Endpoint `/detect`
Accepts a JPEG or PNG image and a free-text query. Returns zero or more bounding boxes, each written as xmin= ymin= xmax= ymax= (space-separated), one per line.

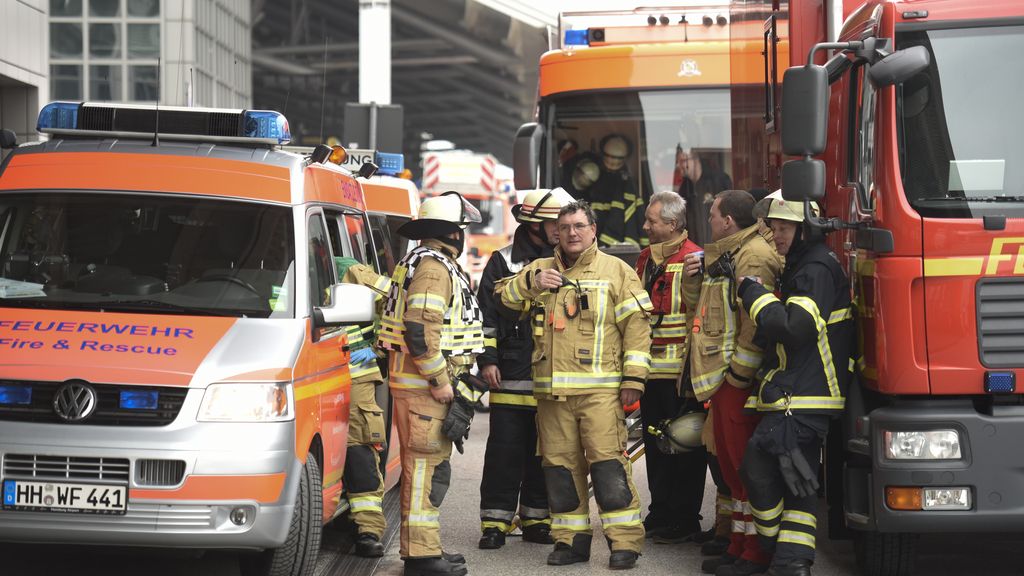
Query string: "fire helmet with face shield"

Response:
xmin=397 ymin=190 xmax=482 ymax=240
xmin=753 ymin=189 xmax=820 ymax=223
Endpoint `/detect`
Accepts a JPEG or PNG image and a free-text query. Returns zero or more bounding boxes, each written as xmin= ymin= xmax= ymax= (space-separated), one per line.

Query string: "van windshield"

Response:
xmin=0 ymin=192 xmax=295 ymax=318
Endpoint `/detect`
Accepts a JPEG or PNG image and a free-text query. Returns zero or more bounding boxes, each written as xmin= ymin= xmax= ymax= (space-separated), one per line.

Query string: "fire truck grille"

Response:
xmin=977 ymin=278 xmax=1024 ymax=368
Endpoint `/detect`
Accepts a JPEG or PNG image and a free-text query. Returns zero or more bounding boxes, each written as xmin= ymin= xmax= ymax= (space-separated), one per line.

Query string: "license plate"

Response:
xmin=3 ymin=479 xmax=127 ymax=514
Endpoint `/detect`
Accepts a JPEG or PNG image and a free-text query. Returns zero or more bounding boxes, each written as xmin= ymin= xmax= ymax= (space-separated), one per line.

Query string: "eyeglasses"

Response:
xmin=558 ymin=222 xmax=593 ymax=233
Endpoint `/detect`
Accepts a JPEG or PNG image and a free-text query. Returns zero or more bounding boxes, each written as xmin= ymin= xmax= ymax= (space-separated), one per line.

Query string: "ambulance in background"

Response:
xmin=0 ymin=102 xmax=379 ymax=576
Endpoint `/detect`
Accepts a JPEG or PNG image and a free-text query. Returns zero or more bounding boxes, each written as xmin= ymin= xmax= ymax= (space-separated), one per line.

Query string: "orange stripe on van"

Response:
xmin=0 ymin=153 xmax=292 ymax=204
xmin=130 ymin=473 xmax=286 ymax=503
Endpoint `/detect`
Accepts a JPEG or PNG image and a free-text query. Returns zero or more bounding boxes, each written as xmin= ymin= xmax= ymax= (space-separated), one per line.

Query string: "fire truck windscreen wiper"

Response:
xmin=921 ymin=196 xmax=1024 ymax=202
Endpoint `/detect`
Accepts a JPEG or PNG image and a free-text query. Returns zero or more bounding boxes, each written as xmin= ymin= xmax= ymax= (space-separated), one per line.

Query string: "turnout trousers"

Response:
xmin=537 ymin=393 xmax=645 ymax=554
xmin=741 ymin=418 xmax=824 ymax=567
xmin=710 ymin=383 xmax=770 ymax=565
xmin=639 ymin=378 xmax=707 ymax=531
xmin=394 ymin=390 xmax=454 ymax=559
xmin=479 ymin=405 xmax=550 ymax=533
xmin=345 ymin=381 xmax=387 ymax=539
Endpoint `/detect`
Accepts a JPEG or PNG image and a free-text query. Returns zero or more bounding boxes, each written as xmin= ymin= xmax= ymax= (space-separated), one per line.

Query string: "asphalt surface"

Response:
xmin=6 ymin=410 xmax=1024 ymax=575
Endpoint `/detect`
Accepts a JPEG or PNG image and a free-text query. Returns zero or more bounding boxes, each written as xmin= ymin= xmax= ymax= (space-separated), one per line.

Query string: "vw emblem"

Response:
xmin=53 ymin=381 xmax=98 ymax=422
xmin=678 ymin=59 xmax=702 ymax=77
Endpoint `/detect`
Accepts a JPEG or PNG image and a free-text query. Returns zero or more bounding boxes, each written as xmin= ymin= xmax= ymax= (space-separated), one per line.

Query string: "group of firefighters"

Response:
xmin=335 ymin=182 xmax=854 ymax=576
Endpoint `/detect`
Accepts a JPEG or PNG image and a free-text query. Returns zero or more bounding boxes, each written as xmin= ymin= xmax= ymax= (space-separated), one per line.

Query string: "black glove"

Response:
xmin=778 ymin=449 xmax=819 ymax=498
xmin=441 ymin=392 xmax=474 ymax=454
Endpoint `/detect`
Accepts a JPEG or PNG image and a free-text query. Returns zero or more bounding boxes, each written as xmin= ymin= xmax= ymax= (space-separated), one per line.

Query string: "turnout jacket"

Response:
xmin=339 ymin=262 xmax=393 ymax=385
xmin=635 ymin=233 xmax=702 ymax=379
xmin=377 ymin=239 xmax=484 ymax=395
xmin=687 ymin=224 xmax=783 ymax=402
xmin=739 ymin=240 xmax=854 ymax=415
xmin=500 ymin=241 xmax=654 ymax=397
xmin=586 ymin=170 xmax=646 ymax=247
xmin=476 ymin=227 xmax=552 ymax=409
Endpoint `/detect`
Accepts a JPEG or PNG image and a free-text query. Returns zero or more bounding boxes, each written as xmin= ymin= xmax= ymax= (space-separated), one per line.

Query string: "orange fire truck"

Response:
xmin=732 ymin=0 xmax=1024 ymax=574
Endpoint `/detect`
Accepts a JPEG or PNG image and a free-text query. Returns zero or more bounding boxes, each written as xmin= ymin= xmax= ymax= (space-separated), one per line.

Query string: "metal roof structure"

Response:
xmin=251 ymin=0 xmax=549 ymax=169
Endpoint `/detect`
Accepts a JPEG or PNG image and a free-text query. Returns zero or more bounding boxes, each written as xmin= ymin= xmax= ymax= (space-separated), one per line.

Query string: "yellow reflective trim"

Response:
xmin=755 ymin=523 xmax=780 ymax=537
xmin=692 ymin=366 xmax=728 ymax=397
xmin=749 ymin=292 xmax=779 ymax=322
xmin=417 ymin=354 xmax=446 ymax=374
xmin=827 ymin=307 xmax=853 ymax=324
xmin=481 ymin=520 xmax=511 ymax=532
xmin=521 ymin=517 xmax=551 ymax=528
xmin=599 ymin=509 xmax=642 ymax=527
xmin=782 ymin=510 xmax=817 ymax=528
xmin=407 ymin=293 xmax=447 ymax=313
xmin=778 ymin=530 xmax=816 ymax=548
xmin=483 ymin=337 xmax=497 ymax=348
xmin=923 ymin=257 xmax=984 ymax=277
xmin=751 ymin=500 xmax=783 ymax=521
xmin=733 ymin=346 xmax=763 ymax=369
xmin=489 ymin=392 xmax=538 ymax=407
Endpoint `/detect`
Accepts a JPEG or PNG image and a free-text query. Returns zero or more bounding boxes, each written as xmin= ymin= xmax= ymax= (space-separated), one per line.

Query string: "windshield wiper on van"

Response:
xmin=920 ymin=195 xmax=1024 ymax=202
xmin=98 ymin=299 xmax=234 ymax=317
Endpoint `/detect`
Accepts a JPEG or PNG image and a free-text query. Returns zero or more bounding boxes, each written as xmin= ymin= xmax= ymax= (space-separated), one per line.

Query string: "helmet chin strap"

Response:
xmin=439 ymin=230 xmax=465 ymax=256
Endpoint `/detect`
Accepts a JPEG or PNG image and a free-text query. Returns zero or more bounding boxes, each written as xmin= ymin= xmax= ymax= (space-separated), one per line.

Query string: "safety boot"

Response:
xmin=522 ymin=523 xmax=555 ymax=545
xmin=547 ymin=534 xmax=592 ymax=566
xmin=442 ymin=551 xmax=466 ymax=564
xmin=716 ymin=558 xmax=770 ymax=576
xmin=478 ymin=527 xmax=506 ymax=550
xmin=354 ymin=533 xmax=385 ymax=558
xmin=701 ymin=536 xmax=731 ymax=556
xmin=701 ymin=552 xmax=738 ymax=574
xmin=609 ymin=550 xmax=640 ymax=570
xmin=403 ymin=557 xmax=468 ymax=576
xmin=766 ymin=559 xmax=812 ymax=576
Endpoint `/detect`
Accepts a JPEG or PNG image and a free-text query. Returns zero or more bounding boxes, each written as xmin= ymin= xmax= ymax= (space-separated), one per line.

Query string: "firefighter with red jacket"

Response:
xmin=737 ymin=192 xmax=854 ymax=576
xmin=476 ymin=188 xmax=574 ymax=549
xmin=633 ymin=191 xmax=707 ymax=542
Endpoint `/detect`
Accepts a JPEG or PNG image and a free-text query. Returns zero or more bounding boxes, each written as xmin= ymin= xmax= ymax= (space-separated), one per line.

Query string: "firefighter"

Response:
xmin=585 ymin=135 xmax=645 ymax=247
xmin=736 ymin=191 xmax=854 ymax=576
xmin=683 ymin=190 xmax=783 ymax=576
xmin=376 ymin=191 xmax=485 ymax=576
xmin=499 ymin=200 xmax=653 ymax=570
xmin=335 ymin=257 xmax=395 ymax=557
xmin=633 ymin=191 xmax=707 ymax=543
xmin=477 ymin=188 xmax=575 ymax=550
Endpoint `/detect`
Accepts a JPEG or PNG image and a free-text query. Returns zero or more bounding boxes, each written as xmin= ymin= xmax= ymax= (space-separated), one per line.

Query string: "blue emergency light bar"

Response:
xmin=375 ymin=152 xmax=404 ymax=176
xmin=564 ymin=29 xmax=590 ymax=46
xmin=36 ymin=101 xmax=292 ymax=146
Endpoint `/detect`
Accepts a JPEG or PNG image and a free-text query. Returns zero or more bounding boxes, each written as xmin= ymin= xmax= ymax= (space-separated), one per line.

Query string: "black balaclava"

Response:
xmin=439 ymin=229 xmax=465 ymax=257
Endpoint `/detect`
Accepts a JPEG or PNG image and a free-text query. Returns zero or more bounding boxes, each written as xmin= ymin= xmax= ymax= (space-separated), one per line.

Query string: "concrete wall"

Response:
xmin=0 ymin=0 xmax=48 ymax=156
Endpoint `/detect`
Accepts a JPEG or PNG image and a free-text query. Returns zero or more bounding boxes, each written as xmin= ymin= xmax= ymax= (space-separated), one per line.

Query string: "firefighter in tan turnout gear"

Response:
xmin=376 ymin=191 xmax=485 ymax=576
xmin=335 ymin=257 xmax=394 ymax=557
xmin=500 ymin=200 xmax=653 ymax=571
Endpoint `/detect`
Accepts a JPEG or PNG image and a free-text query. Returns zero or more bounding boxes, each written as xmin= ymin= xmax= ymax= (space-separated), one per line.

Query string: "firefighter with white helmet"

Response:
xmin=580 ymin=135 xmax=645 ymax=247
xmin=736 ymin=190 xmax=854 ymax=576
xmin=476 ymin=187 xmax=575 ymax=550
xmin=376 ymin=191 xmax=486 ymax=576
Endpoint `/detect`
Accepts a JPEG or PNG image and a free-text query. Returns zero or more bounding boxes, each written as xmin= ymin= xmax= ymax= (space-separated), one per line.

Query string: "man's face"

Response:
xmin=603 ymin=152 xmax=626 ymax=172
xmin=557 ymin=210 xmax=596 ymax=258
xmin=542 ymin=220 xmax=559 ymax=246
xmin=708 ymin=198 xmax=731 ymax=242
xmin=769 ymin=219 xmax=799 ymax=256
xmin=643 ymin=201 xmax=677 ymax=244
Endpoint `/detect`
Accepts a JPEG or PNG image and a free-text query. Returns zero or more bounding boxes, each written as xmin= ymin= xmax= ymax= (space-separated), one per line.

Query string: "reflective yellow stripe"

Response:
xmin=923 ymin=256 xmax=984 ymax=277
xmin=349 ymin=496 xmax=383 ymax=512
xmin=389 ymin=372 xmax=431 ymax=390
xmin=552 ymin=514 xmax=591 ymax=531
xmin=521 ymin=517 xmax=551 ymax=527
xmin=828 ymin=307 xmax=853 ymax=324
xmin=506 ymin=276 xmax=528 ymax=304
xmin=754 ymin=395 xmax=846 ymax=411
xmin=481 ymin=520 xmax=511 ymax=532
xmin=407 ymin=293 xmax=447 ymax=313
xmin=600 ymin=509 xmax=642 ymax=527
xmin=756 ymin=523 xmax=780 ymax=537
xmin=787 ymin=296 xmax=841 ymax=399
xmin=782 ymin=510 xmax=817 ymax=528
xmin=416 ymin=353 xmax=446 ymax=375
xmin=749 ymin=292 xmax=779 ymax=322
xmin=623 ymin=351 xmax=652 ymax=369
xmin=751 ymin=500 xmax=783 ymax=521
xmin=489 ymin=392 xmax=538 ymax=407
xmin=692 ymin=366 xmax=728 ymax=397
xmin=534 ymin=372 xmax=623 ymax=392
xmin=373 ymin=275 xmax=392 ymax=294
xmin=778 ymin=530 xmax=816 ymax=548
xmin=456 ymin=380 xmax=484 ymax=403
xmin=733 ymin=345 xmax=763 ymax=369
xmin=483 ymin=337 xmax=497 ymax=348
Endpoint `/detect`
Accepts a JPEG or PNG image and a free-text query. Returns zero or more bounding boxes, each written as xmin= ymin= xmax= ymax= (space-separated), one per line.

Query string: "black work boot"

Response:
xmin=547 ymin=534 xmax=592 ymax=566
xmin=442 ymin=551 xmax=466 ymax=564
xmin=701 ymin=552 xmax=738 ymax=574
xmin=478 ymin=527 xmax=506 ymax=549
xmin=354 ymin=533 xmax=385 ymax=558
xmin=692 ymin=526 xmax=717 ymax=544
xmin=522 ymin=523 xmax=555 ymax=544
xmin=609 ymin=550 xmax=640 ymax=570
xmin=716 ymin=558 xmax=770 ymax=576
xmin=701 ymin=536 xmax=731 ymax=556
xmin=403 ymin=556 xmax=468 ymax=576
xmin=654 ymin=523 xmax=701 ymax=545
xmin=766 ymin=559 xmax=812 ymax=576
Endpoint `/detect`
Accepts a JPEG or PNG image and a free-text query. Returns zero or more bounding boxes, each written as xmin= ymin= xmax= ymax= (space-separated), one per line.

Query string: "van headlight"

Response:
xmin=884 ymin=430 xmax=961 ymax=460
xmin=198 ymin=383 xmax=294 ymax=422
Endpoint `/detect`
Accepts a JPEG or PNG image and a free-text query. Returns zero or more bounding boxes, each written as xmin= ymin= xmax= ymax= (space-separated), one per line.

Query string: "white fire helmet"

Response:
xmin=571 ymin=159 xmax=600 ymax=191
xmin=397 ymin=191 xmax=482 ymax=240
xmin=516 ymin=187 xmax=576 ymax=223
xmin=753 ymin=189 xmax=820 ymax=223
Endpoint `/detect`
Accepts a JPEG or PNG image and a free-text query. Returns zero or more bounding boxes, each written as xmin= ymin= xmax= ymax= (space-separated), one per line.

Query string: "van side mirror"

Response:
xmin=358 ymin=162 xmax=378 ymax=179
xmin=0 ymin=129 xmax=17 ymax=150
xmin=868 ymin=45 xmax=930 ymax=87
xmin=314 ymin=283 xmax=375 ymax=327
xmin=782 ymin=158 xmax=826 ymax=202
xmin=513 ymin=122 xmax=543 ymax=190
xmin=781 ymin=65 xmax=829 ymax=157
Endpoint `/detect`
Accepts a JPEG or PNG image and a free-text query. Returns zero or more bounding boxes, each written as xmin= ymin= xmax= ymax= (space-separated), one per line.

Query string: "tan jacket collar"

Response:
xmin=421 ymin=238 xmax=460 ymax=261
xmin=649 ymin=232 xmax=689 ymax=265
xmin=556 ymin=239 xmax=599 ymax=272
xmin=705 ymin=225 xmax=761 ymax=262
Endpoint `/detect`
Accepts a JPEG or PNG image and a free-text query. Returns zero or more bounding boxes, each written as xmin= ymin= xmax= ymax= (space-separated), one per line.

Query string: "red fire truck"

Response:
xmin=733 ymin=1 xmax=1024 ymax=574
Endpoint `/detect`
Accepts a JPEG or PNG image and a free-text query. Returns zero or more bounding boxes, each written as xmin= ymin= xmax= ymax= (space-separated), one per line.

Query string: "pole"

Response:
xmin=359 ymin=0 xmax=391 ymax=105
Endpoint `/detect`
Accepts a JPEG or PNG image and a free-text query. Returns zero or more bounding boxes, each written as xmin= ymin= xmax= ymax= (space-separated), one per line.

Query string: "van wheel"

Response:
xmin=243 ymin=454 xmax=323 ymax=576
xmin=854 ymin=531 xmax=917 ymax=576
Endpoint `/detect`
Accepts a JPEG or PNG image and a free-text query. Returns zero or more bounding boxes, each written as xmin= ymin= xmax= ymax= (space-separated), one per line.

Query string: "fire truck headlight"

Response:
xmin=198 ymin=383 xmax=294 ymax=422
xmin=884 ymin=430 xmax=962 ymax=460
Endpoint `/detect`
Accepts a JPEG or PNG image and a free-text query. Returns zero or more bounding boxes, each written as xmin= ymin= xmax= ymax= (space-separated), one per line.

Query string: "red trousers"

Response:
xmin=710 ymin=382 xmax=770 ymax=565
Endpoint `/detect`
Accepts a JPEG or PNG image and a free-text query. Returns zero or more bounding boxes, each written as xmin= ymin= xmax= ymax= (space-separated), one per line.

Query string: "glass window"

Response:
xmin=127 ymin=0 xmax=159 ymax=17
xmin=50 ymin=0 xmax=83 ymax=16
xmin=128 ymin=65 xmax=158 ymax=101
xmin=466 ymin=198 xmax=505 ymax=236
xmin=308 ymin=214 xmax=334 ymax=308
xmin=0 ymin=193 xmax=295 ymax=318
xmin=89 ymin=0 xmax=121 ymax=17
xmin=128 ymin=24 xmax=160 ymax=59
xmin=51 ymin=65 xmax=83 ymax=100
xmin=89 ymin=23 xmax=122 ymax=58
xmin=50 ymin=23 xmax=83 ymax=58
xmin=90 ymin=65 xmax=123 ymax=100
xmin=343 ymin=214 xmax=371 ymax=265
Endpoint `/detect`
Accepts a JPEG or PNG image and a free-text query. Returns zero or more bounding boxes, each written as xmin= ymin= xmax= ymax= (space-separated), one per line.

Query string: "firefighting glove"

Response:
xmin=349 ymin=347 xmax=377 ymax=366
xmin=778 ymin=449 xmax=820 ymax=498
xmin=441 ymin=393 xmax=474 ymax=454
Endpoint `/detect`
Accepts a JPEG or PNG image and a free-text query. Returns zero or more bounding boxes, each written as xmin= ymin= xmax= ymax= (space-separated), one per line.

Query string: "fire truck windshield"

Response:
xmin=897 ymin=24 xmax=1024 ymax=218
xmin=542 ymin=88 xmax=733 ymax=247
xmin=0 ymin=192 xmax=296 ymax=318
xmin=467 ymin=197 xmax=505 ymax=236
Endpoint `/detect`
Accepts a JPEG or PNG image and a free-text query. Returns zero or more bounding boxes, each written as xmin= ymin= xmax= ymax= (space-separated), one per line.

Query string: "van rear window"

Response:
xmin=0 ymin=192 xmax=295 ymax=318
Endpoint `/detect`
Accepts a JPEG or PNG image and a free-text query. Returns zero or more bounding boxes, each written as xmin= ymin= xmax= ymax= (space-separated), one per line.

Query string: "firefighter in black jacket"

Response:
xmin=736 ymin=191 xmax=855 ymax=576
xmin=476 ymin=187 xmax=575 ymax=550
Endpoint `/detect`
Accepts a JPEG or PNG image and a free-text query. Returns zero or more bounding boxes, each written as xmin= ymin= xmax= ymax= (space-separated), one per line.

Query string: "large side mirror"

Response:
xmin=513 ymin=122 xmax=543 ymax=190
xmin=0 ymin=129 xmax=17 ymax=149
xmin=781 ymin=158 xmax=826 ymax=202
xmin=868 ymin=45 xmax=930 ymax=88
xmin=314 ymin=283 xmax=375 ymax=327
xmin=358 ymin=162 xmax=379 ymax=179
xmin=781 ymin=65 xmax=829 ymax=157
